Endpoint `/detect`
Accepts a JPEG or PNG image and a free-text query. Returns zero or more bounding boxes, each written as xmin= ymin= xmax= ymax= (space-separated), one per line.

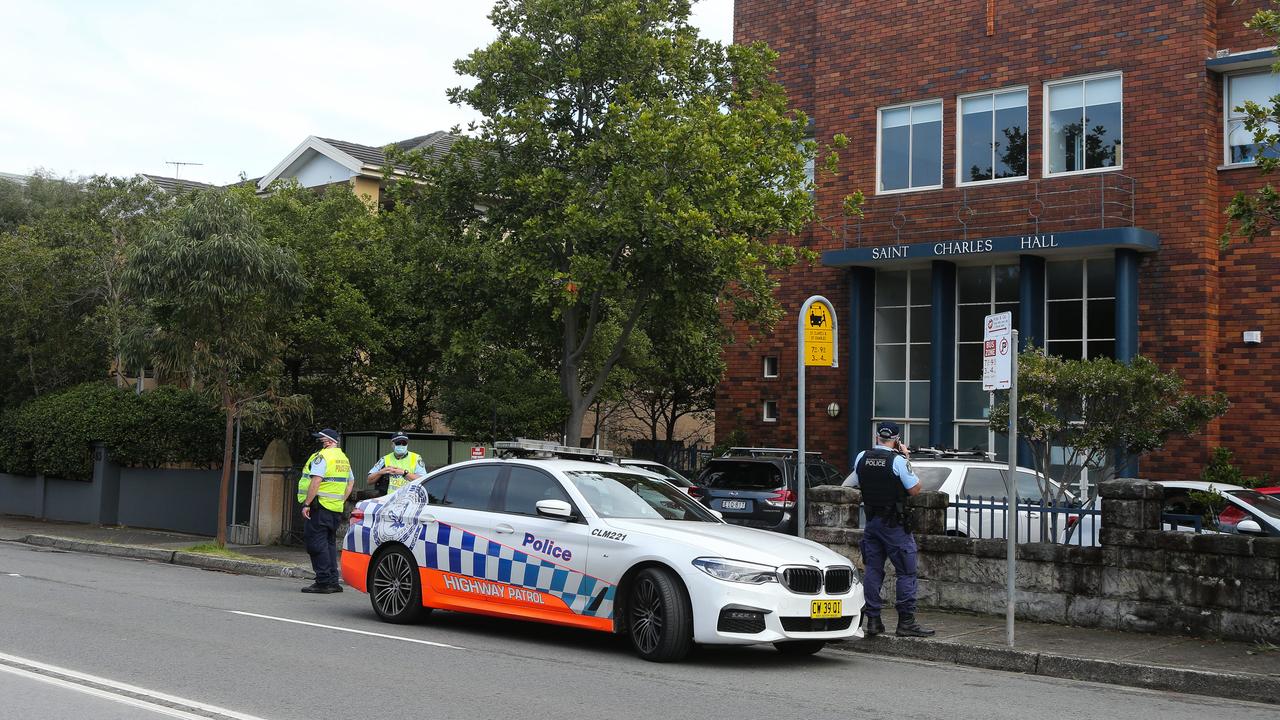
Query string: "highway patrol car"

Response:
xmin=341 ymin=440 xmax=863 ymax=661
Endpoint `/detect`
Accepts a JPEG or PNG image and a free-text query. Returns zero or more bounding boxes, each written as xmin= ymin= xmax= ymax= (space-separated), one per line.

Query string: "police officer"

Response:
xmin=298 ymin=428 xmax=354 ymax=594
xmin=365 ymin=431 xmax=425 ymax=497
xmin=843 ymin=421 xmax=934 ymax=638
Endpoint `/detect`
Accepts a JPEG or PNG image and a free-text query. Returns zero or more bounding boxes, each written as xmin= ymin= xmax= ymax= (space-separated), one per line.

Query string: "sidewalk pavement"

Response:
xmin=2 ymin=515 xmax=1276 ymax=705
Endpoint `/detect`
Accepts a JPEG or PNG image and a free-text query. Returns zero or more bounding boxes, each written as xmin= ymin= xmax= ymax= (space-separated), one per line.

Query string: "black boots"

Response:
xmin=864 ymin=614 xmax=885 ymax=637
xmin=895 ymin=613 xmax=935 ymax=637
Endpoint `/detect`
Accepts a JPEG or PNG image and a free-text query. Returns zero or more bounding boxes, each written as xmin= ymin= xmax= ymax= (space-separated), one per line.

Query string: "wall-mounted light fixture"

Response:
xmin=826 ymin=402 xmax=841 ymax=418
xmin=1244 ymin=331 xmax=1262 ymax=344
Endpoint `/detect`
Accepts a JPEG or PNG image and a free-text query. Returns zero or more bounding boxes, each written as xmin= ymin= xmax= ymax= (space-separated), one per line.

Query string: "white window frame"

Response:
xmin=876 ymin=98 xmax=945 ymax=195
xmin=1042 ymin=71 xmax=1124 ymax=178
xmin=763 ymin=356 xmax=779 ymax=378
xmin=1223 ymin=69 xmax=1280 ymax=168
xmin=762 ymin=400 xmax=778 ymax=423
xmin=956 ymin=86 xmax=1029 ymax=187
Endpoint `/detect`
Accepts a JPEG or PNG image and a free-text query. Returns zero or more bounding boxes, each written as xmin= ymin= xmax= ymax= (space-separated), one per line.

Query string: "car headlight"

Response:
xmin=692 ymin=557 xmax=779 ymax=584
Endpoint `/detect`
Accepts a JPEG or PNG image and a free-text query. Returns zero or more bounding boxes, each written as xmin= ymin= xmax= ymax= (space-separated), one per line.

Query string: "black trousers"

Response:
xmin=303 ymin=505 xmax=342 ymax=586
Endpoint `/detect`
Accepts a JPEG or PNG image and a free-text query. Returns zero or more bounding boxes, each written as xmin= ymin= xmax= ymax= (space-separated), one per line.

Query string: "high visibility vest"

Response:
xmin=298 ymin=447 xmax=351 ymax=513
xmin=383 ymin=451 xmax=421 ymax=493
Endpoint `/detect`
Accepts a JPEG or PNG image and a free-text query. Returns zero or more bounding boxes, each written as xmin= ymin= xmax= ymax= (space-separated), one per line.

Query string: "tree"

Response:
xmin=1223 ymin=3 xmax=1280 ymax=243
xmin=125 ymin=189 xmax=305 ymax=547
xmin=988 ymin=348 xmax=1228 ymax=504
xmin=430 ymin=0 xmax=826 ymax=442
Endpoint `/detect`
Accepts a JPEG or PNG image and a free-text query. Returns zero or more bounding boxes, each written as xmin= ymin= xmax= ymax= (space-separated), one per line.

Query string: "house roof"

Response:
xmin=140 ymin=174 xmax=215 ymax=194
xmin=257 ymin=131 xmax=464 ymax=192
xmin=0 ymin=171 xmax=30 ymax=186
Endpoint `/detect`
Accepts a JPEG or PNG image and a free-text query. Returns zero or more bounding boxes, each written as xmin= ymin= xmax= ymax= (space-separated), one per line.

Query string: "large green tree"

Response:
xmin=1224 ymin=3 xmax=1280 ymax=242
xmin=126 ymin=189 xmax=304 ymax=546
xmin=430 ymin=0 xmax=823 ymax=442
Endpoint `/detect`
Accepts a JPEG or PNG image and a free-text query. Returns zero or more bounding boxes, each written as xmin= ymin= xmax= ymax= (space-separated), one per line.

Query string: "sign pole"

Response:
xmin=1006 ymin=329 xmax=1019 ymax=648
xmin=797 ymin=296 xmax=838 ymax=540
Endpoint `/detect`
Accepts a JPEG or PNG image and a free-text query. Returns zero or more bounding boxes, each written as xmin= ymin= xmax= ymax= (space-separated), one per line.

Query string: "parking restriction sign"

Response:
xmin=983 ymin=311 xmax=1012 ymax=391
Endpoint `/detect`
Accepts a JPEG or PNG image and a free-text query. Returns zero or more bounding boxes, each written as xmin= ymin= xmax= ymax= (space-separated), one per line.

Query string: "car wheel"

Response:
xmin=369 ymin=546 xmax=426 ymax=624
xmin=628 ymin=567 xmax=692 ymax=662
xmin=774 ymin=640 xmax=826 ymax=656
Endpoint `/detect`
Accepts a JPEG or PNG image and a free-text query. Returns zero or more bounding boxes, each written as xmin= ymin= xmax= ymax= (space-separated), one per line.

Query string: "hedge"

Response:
xmin=0 ymin=382 xmax=224 ymax=480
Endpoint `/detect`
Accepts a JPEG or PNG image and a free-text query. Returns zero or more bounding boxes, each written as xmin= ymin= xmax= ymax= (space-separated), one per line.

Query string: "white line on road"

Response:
xmin=227 ymin=610 xmax=463 ymax=650
xmin=0 ymin=651 xmax=269 ymax=720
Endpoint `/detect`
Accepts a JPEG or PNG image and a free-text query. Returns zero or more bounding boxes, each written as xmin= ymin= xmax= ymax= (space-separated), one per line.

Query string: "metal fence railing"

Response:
xmin=946 ymin=495 xmax=1100 ymax=545
xmin=1160 ymin=513 xmax=1205 ymax=533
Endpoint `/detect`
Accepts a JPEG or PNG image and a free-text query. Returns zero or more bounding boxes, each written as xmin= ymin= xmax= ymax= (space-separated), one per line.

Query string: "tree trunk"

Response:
xmin=216 ymin=397 xmax=235 ymax=548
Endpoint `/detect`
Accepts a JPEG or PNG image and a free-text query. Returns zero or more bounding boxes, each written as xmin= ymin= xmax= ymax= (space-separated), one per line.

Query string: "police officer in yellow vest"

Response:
xmin=298 ymin=428 xmax=354 ymax=594
xmin=366 ymin=431 xmax=425 ymax=497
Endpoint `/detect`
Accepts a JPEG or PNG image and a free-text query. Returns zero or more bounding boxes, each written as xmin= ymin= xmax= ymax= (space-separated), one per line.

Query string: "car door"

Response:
xmin=958 ymin=467 xmax=1009 ymax=539
xmin=492 ymin=465 xmax=604 ymax=621
xmin=421 ymin=463 xmax=506 ymax=607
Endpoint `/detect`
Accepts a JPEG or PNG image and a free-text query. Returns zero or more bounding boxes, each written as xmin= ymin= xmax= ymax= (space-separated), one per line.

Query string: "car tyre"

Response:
xmin=369 ymin=545 xmax=427 ymax=624
xmin=628 ymin=567 xmax=692 ymax=662
xmin=774 ymin=640 xmax=826 ymax=656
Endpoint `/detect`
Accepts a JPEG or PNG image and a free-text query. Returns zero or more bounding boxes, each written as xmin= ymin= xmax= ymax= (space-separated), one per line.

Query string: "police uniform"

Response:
xmin=844 ymin=424 xmax=934 ymax=637
xmin=366 ymin=448 xmax=425 ymax=496
xmin=298 ymin=429 xmax=354 ymax=593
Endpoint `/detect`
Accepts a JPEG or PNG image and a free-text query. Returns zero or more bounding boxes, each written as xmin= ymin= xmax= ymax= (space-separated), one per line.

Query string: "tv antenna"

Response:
xmin=164 ymin=160 xmax=203 ymax=182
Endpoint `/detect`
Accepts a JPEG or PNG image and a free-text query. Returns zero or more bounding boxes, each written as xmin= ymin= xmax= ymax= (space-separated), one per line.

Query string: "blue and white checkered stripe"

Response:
xmin=345 ymin=504 xmax=615 ymax=619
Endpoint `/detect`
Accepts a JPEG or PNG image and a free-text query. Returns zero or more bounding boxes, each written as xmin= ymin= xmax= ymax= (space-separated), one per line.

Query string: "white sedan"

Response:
xmin=341 ymin=441 xmax=863 ymax=662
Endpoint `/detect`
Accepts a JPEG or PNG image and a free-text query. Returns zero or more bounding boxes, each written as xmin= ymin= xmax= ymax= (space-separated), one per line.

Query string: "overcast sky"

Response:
xmin=0 ymin=0 xmax=733 ymax=186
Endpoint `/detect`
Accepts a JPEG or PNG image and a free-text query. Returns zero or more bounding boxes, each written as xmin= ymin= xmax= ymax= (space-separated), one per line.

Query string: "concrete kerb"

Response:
xmin=19 ymin=534 xmax=314 ymax=580
xmin=830 ymin=637 xmax=1280 ymax=706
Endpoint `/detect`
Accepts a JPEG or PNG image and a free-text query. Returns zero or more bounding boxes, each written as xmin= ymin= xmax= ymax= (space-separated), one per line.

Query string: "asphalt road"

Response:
xmin=0 ymin=541 xmax=1273 ymax=720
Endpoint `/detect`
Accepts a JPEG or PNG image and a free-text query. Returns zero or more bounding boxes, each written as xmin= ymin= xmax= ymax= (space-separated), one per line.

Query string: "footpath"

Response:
xmin=2 ymin=515 xmax=1276 ymax=705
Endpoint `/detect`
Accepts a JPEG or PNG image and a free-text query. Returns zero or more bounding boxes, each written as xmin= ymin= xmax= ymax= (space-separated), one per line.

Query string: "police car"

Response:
xmin=341 ymin=440 xmax=863 ymax=662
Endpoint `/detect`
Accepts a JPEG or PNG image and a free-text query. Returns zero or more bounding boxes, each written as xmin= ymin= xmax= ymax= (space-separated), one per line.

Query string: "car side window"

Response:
xmin=914 ymin=466 xmax=952 ymax=492
xmin=421 ymin=471 xmax=452 ymax=504
xmin=441 ymin=465 xmax=502 ymax=511
xmin=1015 ymin=471 xmax=1044 ymax=503
xmin=502 ymin=466 xmax=573 ymax=516
xmin=961 ymin=468 xmax=1008 ymax=498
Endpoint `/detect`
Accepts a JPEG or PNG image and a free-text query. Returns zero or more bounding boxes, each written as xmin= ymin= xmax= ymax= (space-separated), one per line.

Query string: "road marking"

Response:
xmin=0 ymin=651 xmax=267 ymax=720
xmin=227 ymin=610 xmax=463 ymax=650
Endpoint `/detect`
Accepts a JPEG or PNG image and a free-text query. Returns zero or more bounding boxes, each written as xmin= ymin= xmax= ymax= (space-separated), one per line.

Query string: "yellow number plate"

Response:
xmin=810 ymin=599 xmax=842 ymax=619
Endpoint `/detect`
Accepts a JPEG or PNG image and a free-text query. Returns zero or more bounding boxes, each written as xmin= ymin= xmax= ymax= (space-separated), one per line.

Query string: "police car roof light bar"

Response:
xmin=493 ymin=439 xmax=615 ymax=461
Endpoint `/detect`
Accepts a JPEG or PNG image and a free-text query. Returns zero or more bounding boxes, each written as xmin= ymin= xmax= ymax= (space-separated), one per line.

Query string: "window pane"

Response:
xmin=956 ymin=424 xmax=991 ymax=455
xmin=1046 ymin=261 xmax=1083 ymax=299
xmin=912 ymin=107 xmax=943 ymax=187
xmin=958 ymin=265 xmax=991 ymax=303
xmin=1229 ymin=72 xmax=1279 ymax=114
xmin=443 ymin=465 xmax=501 ymax=510
xmin=958 ymin=305 xmax=989 ymax=341
xmin=993 ymin=264 xmax=1020 ymax=302
xmin=1047 ymin=340 xmax=1083 ymax=359
xmin=1049 ymin=104 xmax=1083 ymax=173
xmin=909 ymin=381 xmax=930 ymax=418
xmin=874 ymin=382 xmax=907 ymax=418
xmin=958 ymin=343 xmax=983 ymax=381
xmin=1087 ymin=299 xmax=1115 ymax=339
xmin=910 ymin=306 xmax=931 ymax=342
xmin=503 ymin=467 xmax=571 ymax=515
xmin=963 ymin=467 xmax=1008 ymax=498
xmin=910 ymin=344 xmax=931 ymax=380
xmin=875 ymin=308 xmax=907 ymax=343
xmin=996 ymin=302 xmax=1019 ymax=331
xmin=1048 ymin=81 xmax=1084 ymax=112
xmin=1088 ymin=340 xmax=1115 ymax=360
xmin=876 ymin=270 xmax=908 ymax=306
xmin=956 ymin=381 xmax=990 ymax=420
xmin=961 ymin=96 xmax=994 ymax=182
xmin=1047 ymin=300 xmax=1082 ymax=339
xmin=907 ymin=423 xmax=930 ymax=448
xmin=994 ymin=92 xmax=1028 ymax=178
xmin=1084 ymin=100 xmax=1122 ymax=169
xmin=881 ymin=122 xmax=910 ymax=191
xmin=883 ymin=106 xmax=912 ymax=127
xmin=1086 ymin=258 xmax=1114 ymax=298
xmin=875 ymin=345 xmax=907 ymax=380
xmin=910 ymin=269 xmax=933 ymax=305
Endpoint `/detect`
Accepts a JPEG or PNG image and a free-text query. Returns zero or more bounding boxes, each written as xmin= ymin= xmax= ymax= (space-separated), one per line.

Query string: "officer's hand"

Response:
xmin=301 ymin=506 xmax=311 ymax=520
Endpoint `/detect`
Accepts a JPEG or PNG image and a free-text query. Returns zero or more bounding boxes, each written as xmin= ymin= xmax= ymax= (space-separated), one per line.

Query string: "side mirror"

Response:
xmin=536 ymin=499 xmax=574 ymax=520
xmin=1236 ymin=519 xmax=1265 ymax=536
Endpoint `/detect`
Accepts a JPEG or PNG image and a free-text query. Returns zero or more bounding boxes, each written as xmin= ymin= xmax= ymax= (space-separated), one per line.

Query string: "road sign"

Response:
xmin=470 ymin=446 xmax=486 ymax=460
xmin=983 ymin=311 xmax=1013 ymax=391
xmin=803 ymin=300 xmax=835 ymax=367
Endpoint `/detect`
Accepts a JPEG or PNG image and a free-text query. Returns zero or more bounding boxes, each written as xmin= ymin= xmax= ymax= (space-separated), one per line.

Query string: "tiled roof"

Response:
xmin=0 ymin=171 xmax=29 ymax=185
xmin=318 ymin=131 xmax=462 ymax=172
xmin=140 ymin=174 xmax=215 ymax=194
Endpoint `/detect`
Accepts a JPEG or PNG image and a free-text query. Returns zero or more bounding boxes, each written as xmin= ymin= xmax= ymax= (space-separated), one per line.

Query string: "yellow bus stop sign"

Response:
xmin=804 ymin=301 xmax=834 ymax=366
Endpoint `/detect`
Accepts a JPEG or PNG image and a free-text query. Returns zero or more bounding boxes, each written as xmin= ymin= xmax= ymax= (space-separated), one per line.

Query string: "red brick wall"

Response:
xmin=722 ymin=0 xmax=1280 ymax=479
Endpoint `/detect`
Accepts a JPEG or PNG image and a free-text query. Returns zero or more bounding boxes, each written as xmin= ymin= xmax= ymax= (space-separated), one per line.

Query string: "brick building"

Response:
xmin=719 ymin=0 xmax=1280 ymax=482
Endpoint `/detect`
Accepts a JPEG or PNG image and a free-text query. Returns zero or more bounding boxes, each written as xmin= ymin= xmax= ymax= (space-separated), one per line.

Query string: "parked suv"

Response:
xmin=692 ymin=448 xmax=845 ymax=535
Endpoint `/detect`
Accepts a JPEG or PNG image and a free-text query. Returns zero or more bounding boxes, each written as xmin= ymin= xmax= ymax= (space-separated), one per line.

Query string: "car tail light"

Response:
xmin=1065 ymin=514 xmax=1079 ymax=530
xmin=763 ymin=488 xmax=795 ymax=509
xmin=688 ymin=486 xmax=707 ymax=500
xmin=350 ymin=508 xmax=364 ymax=524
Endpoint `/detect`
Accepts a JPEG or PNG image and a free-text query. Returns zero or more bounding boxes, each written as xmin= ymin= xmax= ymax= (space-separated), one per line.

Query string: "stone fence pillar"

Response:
xmin=807 ymin=485 xmax=861 ymax=529
xmin=906 ymin=490 xmax=948 ymax=535
xmin=1097 ymin=478 xmax=1162 ymax=530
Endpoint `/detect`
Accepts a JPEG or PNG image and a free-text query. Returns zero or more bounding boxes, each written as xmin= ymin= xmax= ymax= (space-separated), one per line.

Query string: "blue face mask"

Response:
xmin=393 ymin=444 xmax=408 ymax=457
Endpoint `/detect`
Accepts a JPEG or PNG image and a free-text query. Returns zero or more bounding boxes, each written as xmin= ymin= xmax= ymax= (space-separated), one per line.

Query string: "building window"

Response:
xmin=958 ymin=88 xmax=1028 ymax=185
xmin=954 ymin=264 xmax=1020 ymax=458
xmin=763 ymin=400 xmax=778 ymax=423
xmin=763 ymin=356 xmax=779 ymax=378
xmin=1045 ymin=258 xmax=1115 ymax=361
xmin=1045 ymin=73 xmax=1122 ymax=175
xmin=878 ymin=100 xmax=943 ymax=193
xmin=872 ymin=268 xmax=931 ymax=446
xmin=1225 ymin=70 xmax=1280 ymax=165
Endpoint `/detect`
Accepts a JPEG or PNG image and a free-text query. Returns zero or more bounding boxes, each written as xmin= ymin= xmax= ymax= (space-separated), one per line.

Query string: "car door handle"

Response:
xmin=495 ymin=523 xmax=515 ymax=534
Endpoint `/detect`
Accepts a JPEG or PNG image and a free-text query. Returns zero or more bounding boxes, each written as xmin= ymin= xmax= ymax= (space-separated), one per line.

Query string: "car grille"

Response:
xmin=824 ymin=567 xmax=853 ymax=594
xmin=781 ymin=567 xmax=823 ymax=594
xmin=780 ymin=616 xmax=853 ymax=632
xmin=717 ymin=608 xmax=766 ymax=634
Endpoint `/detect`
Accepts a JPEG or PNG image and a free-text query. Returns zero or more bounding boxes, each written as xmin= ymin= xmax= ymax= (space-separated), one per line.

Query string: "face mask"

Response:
xmin=393 ymin=444 xmax=408 ymax=457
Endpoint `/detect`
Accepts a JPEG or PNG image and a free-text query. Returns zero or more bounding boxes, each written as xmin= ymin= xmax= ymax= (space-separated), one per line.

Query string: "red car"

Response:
xmin=1218 ymin=486 xmax=1279 ymax=529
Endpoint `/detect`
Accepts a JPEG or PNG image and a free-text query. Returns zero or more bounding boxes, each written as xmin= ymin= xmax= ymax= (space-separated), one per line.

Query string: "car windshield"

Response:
xmin=566 ymin=471 xmax=717 ymax=522
xmin=699 ymin=461 xmax=784 ymax=490
xmin=1227 ymin=490 xmax=1280 ymax=522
